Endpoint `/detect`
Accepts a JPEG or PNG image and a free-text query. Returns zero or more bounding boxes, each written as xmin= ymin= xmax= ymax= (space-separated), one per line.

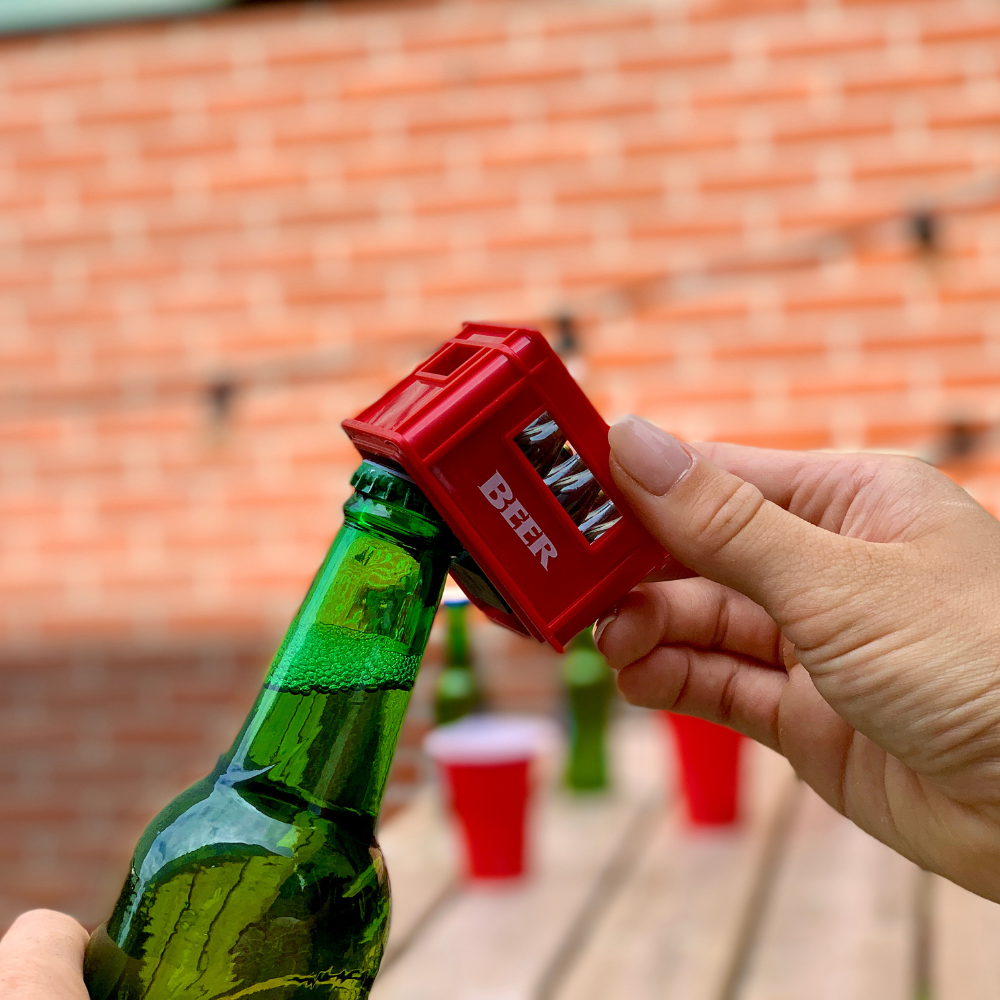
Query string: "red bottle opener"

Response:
xmin=342 ymin=323 xmax=665 ymax=652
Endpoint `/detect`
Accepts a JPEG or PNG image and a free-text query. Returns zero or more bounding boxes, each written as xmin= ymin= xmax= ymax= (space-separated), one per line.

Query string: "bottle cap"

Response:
xmin=350 ymin=459 xmax=440 ymax=521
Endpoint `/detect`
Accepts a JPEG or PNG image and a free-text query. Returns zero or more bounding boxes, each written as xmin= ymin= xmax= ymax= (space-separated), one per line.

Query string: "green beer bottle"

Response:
xmin=83 ymin=460 xmax=457 ymax=1000
xmin=433 ymin=590 xmax=482 ymax=725
xmin=563 ymin=629 xmax=614 ymax=792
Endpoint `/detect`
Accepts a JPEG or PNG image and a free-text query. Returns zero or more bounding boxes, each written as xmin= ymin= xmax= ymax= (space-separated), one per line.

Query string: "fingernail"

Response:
xmin=593 ymin=611 xmax=616 ymax=647
xmin=608 ymin=415 xmax=692 ymax=496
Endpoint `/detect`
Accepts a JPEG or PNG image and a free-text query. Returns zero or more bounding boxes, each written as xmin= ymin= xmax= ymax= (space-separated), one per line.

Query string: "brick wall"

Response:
xmin=3 ymin=0 xmax=1000 ymax=926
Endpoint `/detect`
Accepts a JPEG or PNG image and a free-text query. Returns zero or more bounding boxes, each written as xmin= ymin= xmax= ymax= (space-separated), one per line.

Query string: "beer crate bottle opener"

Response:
xmin=343 ymin=323 xmax=666 ymax=652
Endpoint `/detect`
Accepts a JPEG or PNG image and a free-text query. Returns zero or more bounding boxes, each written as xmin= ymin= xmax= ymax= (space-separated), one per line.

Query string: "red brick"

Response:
xmin=6 ymin=0 xmax=1000 ymax=928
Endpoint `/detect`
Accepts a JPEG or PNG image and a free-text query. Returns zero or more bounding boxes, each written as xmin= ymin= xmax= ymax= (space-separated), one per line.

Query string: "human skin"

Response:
xmin=0 ymin=909 xmax=89 ymax=998
xmin=598 ymin=414 xmax=1000 ymax=902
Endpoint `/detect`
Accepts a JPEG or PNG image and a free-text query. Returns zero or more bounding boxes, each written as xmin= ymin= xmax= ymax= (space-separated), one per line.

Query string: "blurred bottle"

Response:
xmin=83 ymin=461 xmax=456 ymax=1000
xmin=434 ymin=589 xmax=483 ymax=725
xmin=563 ymin=628 xmax=614 ymax=791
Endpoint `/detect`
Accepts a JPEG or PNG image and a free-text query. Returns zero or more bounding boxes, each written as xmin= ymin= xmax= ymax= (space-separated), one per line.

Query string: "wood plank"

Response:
xmin=370 ymin=711 xmax=663 ymax=1000
xmin=738 ymin=786 xmax=919 ymax=1000
xmin=551 ymin=740 xmax=798 ymax=1000
xmin=603 ymin=706 xmax=670 ymax=805
xmin=379 ymin=786 xmax=457 ymax=967
xmin=931 ymin=874 xmax=1000 ymax=1000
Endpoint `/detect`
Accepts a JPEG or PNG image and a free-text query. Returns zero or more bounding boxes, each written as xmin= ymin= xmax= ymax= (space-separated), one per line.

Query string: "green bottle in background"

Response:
xmin=83 ymin=461 xmax=456 ymax=1000
xmin=433 ymin=590 xmax=482 ymax=725
xmin=563 ymin=628 xmax=614 ymax=792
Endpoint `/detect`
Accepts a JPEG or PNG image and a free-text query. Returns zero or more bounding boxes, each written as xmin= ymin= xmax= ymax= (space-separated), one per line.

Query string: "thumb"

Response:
xmin=0 ymin=910 xmax=89 ymax=999
xmin=609 ymin=416 xmax=866 ymax=629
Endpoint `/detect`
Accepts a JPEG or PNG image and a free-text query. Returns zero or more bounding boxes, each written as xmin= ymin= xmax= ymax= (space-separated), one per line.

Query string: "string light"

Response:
xmin=553 ymin=313 xmax=580 ymax=357
xmin=908 ymin=208 xmax=939 ymax=256
xmin=206 ymin=378 xmax=237 ymax=426
xmin=4 ymin=170 xmax=1000 ymax=421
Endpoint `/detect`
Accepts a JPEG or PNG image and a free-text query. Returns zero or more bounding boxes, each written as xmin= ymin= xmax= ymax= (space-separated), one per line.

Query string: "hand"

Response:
xmin=0 ymin=910 xmax=89 ymax=999
xmin=599 ymin=415 xmax=1000 ymax=901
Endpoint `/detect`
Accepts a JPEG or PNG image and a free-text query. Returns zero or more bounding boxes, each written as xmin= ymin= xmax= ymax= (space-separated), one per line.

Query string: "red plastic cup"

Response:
xmin=441 ymin=759 xmax=529 ymax=878
xmin=425 ymin=715 xmax=551 ymax=880
xmin=662 ymin=712 xmax=743 ymax=826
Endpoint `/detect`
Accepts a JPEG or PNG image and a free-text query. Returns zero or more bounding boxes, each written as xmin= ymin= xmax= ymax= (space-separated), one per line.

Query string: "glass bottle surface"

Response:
xmin=513 ymin=413 xmax=571 ymax=479
xmin=84 ymin=461 xmax=456 ymax=1000
xmin=563 ymin=628 xmax=614 ymax=792
xmin=433 ymin=590 xmax=482 ymax=725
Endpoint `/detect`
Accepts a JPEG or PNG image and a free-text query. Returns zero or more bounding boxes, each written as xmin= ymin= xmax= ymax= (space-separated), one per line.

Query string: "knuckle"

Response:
xmin=690 ymin=478 xmax=767 ymax=557
xmin=717 ymin=666 xmax=740 ymax=723
xmin=881 ymin=454 xmax=931 ymax=489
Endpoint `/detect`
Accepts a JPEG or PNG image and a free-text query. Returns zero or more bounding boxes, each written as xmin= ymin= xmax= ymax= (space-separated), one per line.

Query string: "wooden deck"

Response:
xmin=373 ymin=711 xmax=998 ymax=1000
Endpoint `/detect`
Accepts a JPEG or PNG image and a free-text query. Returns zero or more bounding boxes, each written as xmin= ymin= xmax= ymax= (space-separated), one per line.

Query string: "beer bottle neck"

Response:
xmin=445 ymin=603 xmax=471 ymax=668
xmin=569 ymin=627 xmax=598 ymax=652
xmin=223 ymin=462 xmax=455 ymax=824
